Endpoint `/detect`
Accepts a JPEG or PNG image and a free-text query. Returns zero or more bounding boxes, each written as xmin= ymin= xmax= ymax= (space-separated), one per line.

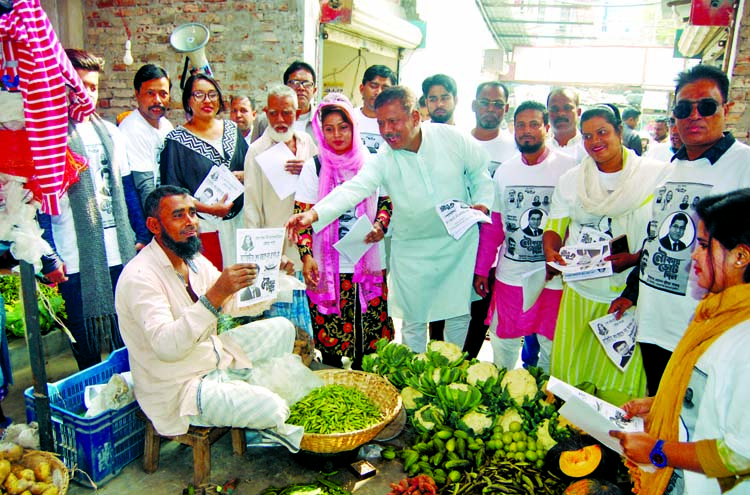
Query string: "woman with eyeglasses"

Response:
xmin=611 ymin=189 xmax=750 ymax=495
xmin=543 ymin=104 xmax=672 ymax=405
xmin=160 ymin=74 xmax=248 ymax=269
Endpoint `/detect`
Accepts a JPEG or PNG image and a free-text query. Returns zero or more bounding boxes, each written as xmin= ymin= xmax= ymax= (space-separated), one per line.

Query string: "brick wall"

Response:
xmin=727 ymin=2 xmax=750 ymax=144
xmin=82 ymin=0 xmax=309 ymax=122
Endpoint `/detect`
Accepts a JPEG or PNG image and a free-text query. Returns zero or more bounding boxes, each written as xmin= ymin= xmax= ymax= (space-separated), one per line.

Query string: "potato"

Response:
xmin=4 ymin=473 xmax=32 ymax=495
xmin=31 ymin=463 xmax=50 ymax=485
xmin=40 ymin=487 xmax=57 ymax=495
xmin=17 ymin=472 xmax=33 ymax=483
xmin=29 ymin=483 xmax=49 ymax=495
xmin=0 ymin=460 xmax=10 ymax=485
xmin=0 ymin=445 xmax=23 ymax=463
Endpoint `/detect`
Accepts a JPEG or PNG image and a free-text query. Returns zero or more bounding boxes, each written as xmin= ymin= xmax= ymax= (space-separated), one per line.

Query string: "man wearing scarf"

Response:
xmin=38 ymin=49 xmax=149 ymax=370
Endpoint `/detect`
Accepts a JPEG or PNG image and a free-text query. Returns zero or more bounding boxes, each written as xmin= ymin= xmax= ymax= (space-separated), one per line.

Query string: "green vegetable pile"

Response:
xmin=0 ymin=275 xmax=66 ymax=338
xmin=288 ymin=384 xmax=383 ymax=434
xmin=258 ymin=478 xmax=351 ymax=495
xmin=364 ymin=339 xmax=573 ymax=490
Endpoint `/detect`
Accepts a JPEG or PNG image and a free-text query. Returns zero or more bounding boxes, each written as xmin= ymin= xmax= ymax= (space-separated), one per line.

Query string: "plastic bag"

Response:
xmin=247 ymin=354 xmax=324 ymax=406
xmin=84 ymin=372 xmax=136 ymax=417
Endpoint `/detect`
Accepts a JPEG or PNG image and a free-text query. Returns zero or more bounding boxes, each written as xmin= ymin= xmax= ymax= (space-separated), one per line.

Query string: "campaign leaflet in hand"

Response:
xmin=436 ymin=199 xmax=491 ymax=240
xmin=588 ymin=311 xmax=638 ymax=372
xmin=194 ymin=165 xmax=244 ymax=207
xmin=547 ymin=376 xmax=646 ymax=458
xmin=235 ymin=228 xmax=285 ymax=307
xmin=547 ymin=241 xmax=613 ymax=282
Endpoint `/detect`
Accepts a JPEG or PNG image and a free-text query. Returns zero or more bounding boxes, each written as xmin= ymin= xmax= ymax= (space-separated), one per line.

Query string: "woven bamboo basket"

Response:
xmin=19 ymin=450 xmax=69 ymax=494
xmin=298 ymin=369 xmax=403 ymax=454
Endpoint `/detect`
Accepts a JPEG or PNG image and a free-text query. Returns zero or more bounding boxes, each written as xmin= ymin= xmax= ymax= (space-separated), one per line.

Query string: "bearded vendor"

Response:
xmin=115 ymin=185 xmax=301 ymax=444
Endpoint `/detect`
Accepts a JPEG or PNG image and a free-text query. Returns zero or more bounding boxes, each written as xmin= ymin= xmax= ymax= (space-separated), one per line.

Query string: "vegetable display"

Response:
xmin=258 ymin=478 xmax=351 ymax=495
xmin=288 ymin=384 xmax=383 ymax=434
xmin=0 ymin=275 xmax=66 ymax=338
xmin=0 ymin=443 xmax=60 ymax=495
xmin=364 ymin=338 xmax=574 ymax=492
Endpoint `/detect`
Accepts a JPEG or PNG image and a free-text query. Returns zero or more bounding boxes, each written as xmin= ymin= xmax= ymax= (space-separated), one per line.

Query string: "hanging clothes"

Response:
xmin=0 ymin=0 xmax=95 ymax=214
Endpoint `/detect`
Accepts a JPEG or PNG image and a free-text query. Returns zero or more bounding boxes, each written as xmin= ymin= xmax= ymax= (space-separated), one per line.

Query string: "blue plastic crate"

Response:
xmin=25 ymin=348 xmax=145 ymax=487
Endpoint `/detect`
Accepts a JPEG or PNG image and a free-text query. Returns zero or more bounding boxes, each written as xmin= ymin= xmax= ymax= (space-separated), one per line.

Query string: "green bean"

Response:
xmin=288 ymin=384 xmax=384 ymax=434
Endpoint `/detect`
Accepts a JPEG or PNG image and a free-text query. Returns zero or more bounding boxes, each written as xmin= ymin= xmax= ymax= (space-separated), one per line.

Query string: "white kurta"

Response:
xmin=312 ymin=123 xmax=494 ymax=321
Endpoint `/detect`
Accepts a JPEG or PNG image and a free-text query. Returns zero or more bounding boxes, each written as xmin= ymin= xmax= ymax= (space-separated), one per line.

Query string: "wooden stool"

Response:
xmin=137 ymin=411 xmax=247 ymax=486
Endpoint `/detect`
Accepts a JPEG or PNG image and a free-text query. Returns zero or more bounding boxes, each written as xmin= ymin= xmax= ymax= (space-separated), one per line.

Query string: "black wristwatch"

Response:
xmin=650 ymin=439 xmax=668 ymax=468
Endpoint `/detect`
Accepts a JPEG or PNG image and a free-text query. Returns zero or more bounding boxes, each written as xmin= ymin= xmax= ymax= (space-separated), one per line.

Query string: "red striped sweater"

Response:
xmin=1 ymin=0 xmax=95 ymax=214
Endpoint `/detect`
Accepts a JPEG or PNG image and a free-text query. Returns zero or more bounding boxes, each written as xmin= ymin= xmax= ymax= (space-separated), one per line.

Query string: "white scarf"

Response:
xmin=574 ymin=148 xmax=672 ymax=219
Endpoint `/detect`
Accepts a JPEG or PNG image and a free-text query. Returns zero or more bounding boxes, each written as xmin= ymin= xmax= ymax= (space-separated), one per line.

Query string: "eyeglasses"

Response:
xmin=191 ymin=91 xmax=219 ymax=102
xmin=477 ymin=99 xmax=506 ymax=109
xmin=672 ymin=98 xmax=721 ymax=120
xmin=287 ymin=79 xmax=314 ymax=89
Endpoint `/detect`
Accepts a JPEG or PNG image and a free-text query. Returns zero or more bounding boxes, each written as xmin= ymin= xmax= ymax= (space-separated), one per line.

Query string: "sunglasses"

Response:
xmin=672 ymin=98 xmax=721 ymax=120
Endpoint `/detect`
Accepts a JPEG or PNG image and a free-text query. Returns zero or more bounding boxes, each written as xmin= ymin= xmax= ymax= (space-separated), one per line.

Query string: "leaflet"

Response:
xmin=235 ymin=228 xmax=285 ymax=307
xmin=436 ymin=199 xmax=491 ymax=240
xmin=193 ymin=165 xmax=244 ymax=206
xmin=333 ymin=215 xmax=375 ymax=265
xmin=547 ymin=376 xmax=644 ymax=455
xmin=547 ymin=241 xmax=613 ymax=282
xmin=588 ymin=311 xmax=638 ymax=372
xmin=255 ymin=141 xmax=298 ymax=200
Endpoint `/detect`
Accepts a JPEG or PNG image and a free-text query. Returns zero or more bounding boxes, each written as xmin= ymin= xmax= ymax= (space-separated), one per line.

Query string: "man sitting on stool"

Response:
xmin=115 ymin=185 xmax=299 ymax=445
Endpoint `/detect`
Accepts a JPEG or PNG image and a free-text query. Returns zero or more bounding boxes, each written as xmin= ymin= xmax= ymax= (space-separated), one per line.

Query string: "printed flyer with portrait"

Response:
xmin=547 ymin=376 xmax=649 ymax=464
xmin=194 ymin=165 xmax=244 ymax=207
xmin=501 ymin=185 xmax=553 ymax=263
xmin=436 ymin=199 xmax=491 ymax=240
xmin=588 ymin=311 xmax=638 ymax=372
xmin=235 ymin=228 xmax=285 ymax=307
xmin=640 ymin=182 xmax=711 ymax=295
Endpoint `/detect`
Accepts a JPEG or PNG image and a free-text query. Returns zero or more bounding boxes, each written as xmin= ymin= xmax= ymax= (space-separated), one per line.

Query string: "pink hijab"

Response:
xmin=308 ymin=93 xmax=383 ymax=315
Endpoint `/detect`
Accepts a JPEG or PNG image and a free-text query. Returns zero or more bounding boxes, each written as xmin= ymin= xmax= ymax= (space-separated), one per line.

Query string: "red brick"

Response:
xmin=112 ymin=63 xmax=127 ymax=72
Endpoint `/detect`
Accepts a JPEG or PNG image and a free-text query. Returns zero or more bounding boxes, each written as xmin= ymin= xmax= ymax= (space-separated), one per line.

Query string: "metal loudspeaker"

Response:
xmin=170 ymin=23 xmax=212 ymax=88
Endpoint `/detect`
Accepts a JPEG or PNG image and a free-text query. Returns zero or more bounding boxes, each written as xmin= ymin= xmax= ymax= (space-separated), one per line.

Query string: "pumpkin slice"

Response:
xmin=559 ymin=444 xmax=602 ymax=478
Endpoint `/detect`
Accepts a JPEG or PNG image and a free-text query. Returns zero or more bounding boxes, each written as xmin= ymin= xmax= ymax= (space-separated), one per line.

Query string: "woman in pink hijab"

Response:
xmin=293 ymin=93 xmax=394 ymax=369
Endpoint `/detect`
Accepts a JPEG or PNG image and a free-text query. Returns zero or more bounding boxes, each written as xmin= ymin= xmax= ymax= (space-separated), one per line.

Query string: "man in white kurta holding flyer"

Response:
xmin=286 ymin=86 xmax=494 ymax=352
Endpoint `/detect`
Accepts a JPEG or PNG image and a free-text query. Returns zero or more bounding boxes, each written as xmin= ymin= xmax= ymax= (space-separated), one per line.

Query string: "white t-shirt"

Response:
xmin=546 ymin=132 xmax=587 ymax=164
xmin=52 ymin=120 xmax=130 ymax=274
xmin=118 ymin=110 xmax=173 ymax=185
xmin=493 ymin=151 xmax=576 ymax=288
xmin=474 ymin=130 xmax=518 ymax=176
xmin=293 ymin=110 xmax=311 ymax=134
xmin=679 ymin=321 xmax=750 ymax=495
xmin=645 ymin=141 xmax=675 ymax=163
xmin=356 ymin=108 xmax=384 ymax=155
xmin=637 ymin=140 xmax=750 ymax=350
xmin=295 ymin=156 xmax=385 ymax=273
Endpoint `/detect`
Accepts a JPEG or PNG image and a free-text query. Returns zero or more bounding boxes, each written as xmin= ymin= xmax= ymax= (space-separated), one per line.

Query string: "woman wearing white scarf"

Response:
xmin=543 ymin=104 xmax=673 ymax=405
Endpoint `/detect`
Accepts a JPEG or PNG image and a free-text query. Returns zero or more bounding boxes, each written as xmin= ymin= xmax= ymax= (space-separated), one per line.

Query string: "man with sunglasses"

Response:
xmin=609 ymin=65 xmax=750 ymax=397
xmin=251 ymin=61 xmax=319 ymax=144
xmin=462 ymin=81 xmax=519 ymax=359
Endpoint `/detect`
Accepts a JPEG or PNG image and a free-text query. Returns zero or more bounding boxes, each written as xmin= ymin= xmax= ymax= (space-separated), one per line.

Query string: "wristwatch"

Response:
xmin=650 ymin=439 xmax=668 ymax=468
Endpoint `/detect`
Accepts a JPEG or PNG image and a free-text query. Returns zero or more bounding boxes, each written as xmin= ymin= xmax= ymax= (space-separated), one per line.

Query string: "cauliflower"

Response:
xmin=427 ymin=341 xmax=465 ymax=367
xmin=500 ymin=368 xmax=538 ymax=404
xmin=401 ymin=386 xmax=425 ymax=412
xmin=459 ymin=408 xmax=494 ymax=436
xmin=496 ymin=407 xmax=524 ymax=432
xmin=413 ymin=405 xmax=445 ymax=432
xmin=535 ymin=418 xmax=558 ymax=452
xmin=466 ymin=362 xmax=499 ymax=388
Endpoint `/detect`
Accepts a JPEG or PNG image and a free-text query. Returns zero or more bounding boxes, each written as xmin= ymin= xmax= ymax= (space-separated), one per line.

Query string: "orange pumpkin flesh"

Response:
xmin=559 ymin=444 xmax=602 ymax=478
